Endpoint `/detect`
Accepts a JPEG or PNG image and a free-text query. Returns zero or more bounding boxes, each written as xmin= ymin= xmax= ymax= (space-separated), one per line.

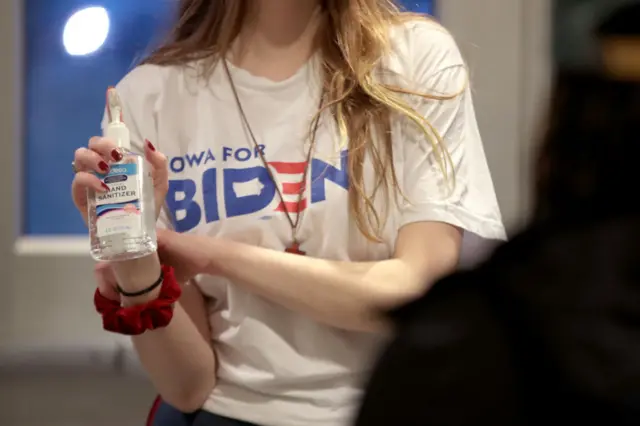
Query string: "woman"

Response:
xmin=355 ymin=1 xmax=640 ymax=425
xmin=71 ymin=1 xmax=504 ymax=425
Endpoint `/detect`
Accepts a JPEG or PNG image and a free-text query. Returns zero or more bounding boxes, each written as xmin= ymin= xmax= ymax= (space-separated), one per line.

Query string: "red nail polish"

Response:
xmin=98 ymin=161 xmax=109 ymax=172
xmin=146 ymin=139 xmax=156 ymax=152
xmin=101 ymin=183 xmax=110 ymax=192
xmin=111 ymin=149 xmax=123 ymax=161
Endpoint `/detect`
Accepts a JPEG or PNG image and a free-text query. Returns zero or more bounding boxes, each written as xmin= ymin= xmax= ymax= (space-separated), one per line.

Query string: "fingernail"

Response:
xmin=111 ymin=149 xmax=123 ymax=161
xmin=146 ymin=139 xmax=156 ymax=152
xmin=101 ymin=183 xmax=110 ymax=192
xmin=98 ymin=161 xmax=109 ymax=172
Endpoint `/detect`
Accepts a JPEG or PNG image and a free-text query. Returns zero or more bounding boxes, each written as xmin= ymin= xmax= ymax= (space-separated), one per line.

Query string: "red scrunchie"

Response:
xmin=94 ymin=265 xmax=182 ymax=336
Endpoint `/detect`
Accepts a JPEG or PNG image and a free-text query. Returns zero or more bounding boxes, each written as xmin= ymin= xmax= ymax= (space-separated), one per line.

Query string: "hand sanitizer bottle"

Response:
xmin=88 ymin=87 xmax=157 ymax=261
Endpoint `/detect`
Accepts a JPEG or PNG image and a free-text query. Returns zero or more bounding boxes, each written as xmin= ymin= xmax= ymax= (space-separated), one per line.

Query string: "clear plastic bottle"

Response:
xmin=88 ymin=88 xmax=157 ymax=261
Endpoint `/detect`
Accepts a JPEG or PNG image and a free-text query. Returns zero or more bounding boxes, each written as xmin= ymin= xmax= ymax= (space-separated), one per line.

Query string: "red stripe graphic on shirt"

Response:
xmin=282 ymin=181 xmax=304 ymax=194
xmin=268 ymin=161 xmax=307 ymax=174
xmin=268 ymin=161 xmax=309 ymax=214
xmin=275 ymin=198 xmax=308 ymax=214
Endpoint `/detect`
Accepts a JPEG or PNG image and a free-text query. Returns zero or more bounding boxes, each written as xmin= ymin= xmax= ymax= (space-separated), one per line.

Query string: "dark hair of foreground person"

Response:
xmin=355 ymin=2 xmax=640 ymax=425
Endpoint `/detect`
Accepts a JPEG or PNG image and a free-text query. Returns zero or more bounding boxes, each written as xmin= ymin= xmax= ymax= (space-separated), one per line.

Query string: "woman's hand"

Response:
xmin=71 ymin=138 xmax=168 ymax=223
xmin=157 ymin=229 xmax=214 ymax=283
xmin=72 ymin=138 xmax=169 ymax=293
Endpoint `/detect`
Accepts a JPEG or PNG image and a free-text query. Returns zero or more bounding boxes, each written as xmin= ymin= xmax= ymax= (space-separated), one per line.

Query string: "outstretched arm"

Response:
xmin=162 ymin=221 xmax=462 ymax=332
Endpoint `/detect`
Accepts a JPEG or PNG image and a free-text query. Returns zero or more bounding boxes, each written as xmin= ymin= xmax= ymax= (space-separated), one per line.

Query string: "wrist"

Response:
xmin=203 ymin=238 xmax=238 ymax=277
xmin=111 ymin=253 xmax=161 ymax=293
xmin=94 ymin=264 xmax=181 ymax=335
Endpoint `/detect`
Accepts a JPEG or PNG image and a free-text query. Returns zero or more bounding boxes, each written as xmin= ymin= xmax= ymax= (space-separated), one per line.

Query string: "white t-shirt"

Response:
xmin=104 ymin=20 xmax=505 ymax=426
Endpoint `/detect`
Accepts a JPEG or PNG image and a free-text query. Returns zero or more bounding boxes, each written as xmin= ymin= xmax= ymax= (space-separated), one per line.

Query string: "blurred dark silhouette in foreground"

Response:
xmin=356 ymin=1 xmax=640 ymax=425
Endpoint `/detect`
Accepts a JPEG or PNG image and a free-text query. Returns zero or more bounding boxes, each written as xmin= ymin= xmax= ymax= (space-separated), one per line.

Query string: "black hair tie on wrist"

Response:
xmin=116 ymin=270 xmax=164 ymax=297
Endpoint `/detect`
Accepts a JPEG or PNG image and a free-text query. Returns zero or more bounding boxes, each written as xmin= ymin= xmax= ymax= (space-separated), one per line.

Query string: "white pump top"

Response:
xmin=105 ymin=87 xmax=131 ymax=150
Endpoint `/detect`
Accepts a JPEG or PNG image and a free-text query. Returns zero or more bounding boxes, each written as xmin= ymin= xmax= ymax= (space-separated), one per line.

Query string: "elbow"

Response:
xmin=356 ymin=282 xmax=426 ymax=332
xmin=370 ymin=280 xmax=425 ymax=312
xmin=169 ymin=394 xmax=208 ymax=414
xmin=162 ymin=376 xmax=217 ymax=413
xmin=335 ymin=299 xmax=394 ymax=333
xmin=169 ymin=398 xmax=206 ymax=414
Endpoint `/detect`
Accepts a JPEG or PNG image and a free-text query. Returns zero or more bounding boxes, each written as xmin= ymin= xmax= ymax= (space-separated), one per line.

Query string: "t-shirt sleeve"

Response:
xmin=397 ymin=22 xmax=506 ymax=241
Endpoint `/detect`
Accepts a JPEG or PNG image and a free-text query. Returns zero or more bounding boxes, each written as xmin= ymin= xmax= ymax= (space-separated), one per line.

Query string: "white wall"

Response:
xmin=0 ymin=0 xmax=552 ymax=360
xmin=441 ymin=0 xmax=553 ymax=226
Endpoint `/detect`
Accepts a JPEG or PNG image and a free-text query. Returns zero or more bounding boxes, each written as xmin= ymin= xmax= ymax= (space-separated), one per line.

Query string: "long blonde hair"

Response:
xmin=144 ymin=0 xmax=461 ymax=241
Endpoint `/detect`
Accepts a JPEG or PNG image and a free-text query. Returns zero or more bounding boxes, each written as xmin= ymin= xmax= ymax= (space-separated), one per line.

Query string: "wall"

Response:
xmin=440 ymin=0 xmax=552 ymax=226
xmin=0 ymin=0 xmax=552 ymax=361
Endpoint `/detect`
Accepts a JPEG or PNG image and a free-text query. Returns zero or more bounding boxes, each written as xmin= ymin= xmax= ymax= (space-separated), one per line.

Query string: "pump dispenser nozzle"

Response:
xmin=107 ymin=87 xmax=123 ymax=123
xmin=105 ymin=87 xmax=130 ymax=150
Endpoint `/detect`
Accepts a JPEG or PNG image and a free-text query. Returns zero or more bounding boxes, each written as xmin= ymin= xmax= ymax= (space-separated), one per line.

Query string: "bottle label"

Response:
xmin=95 ymin=163 xmax=143 ymax=238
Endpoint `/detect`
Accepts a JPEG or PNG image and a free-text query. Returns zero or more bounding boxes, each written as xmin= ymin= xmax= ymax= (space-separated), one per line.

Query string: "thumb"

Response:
xmin=156 ymin=228 xmax=183 ymax=264
xmin=156 ymin=228 xmax=177 ymax=250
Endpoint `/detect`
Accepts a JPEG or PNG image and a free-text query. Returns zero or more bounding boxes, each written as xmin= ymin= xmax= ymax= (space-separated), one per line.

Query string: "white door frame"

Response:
xmin=0 ymin=0 xmax=552 ymax=361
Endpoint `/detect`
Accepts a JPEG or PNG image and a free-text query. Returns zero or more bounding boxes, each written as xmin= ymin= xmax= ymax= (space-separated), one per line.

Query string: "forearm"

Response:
xmin=112 ymin=255 xmax=216 ymax=412
xmin=206 ymin=239 xmax=451 ymax=332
